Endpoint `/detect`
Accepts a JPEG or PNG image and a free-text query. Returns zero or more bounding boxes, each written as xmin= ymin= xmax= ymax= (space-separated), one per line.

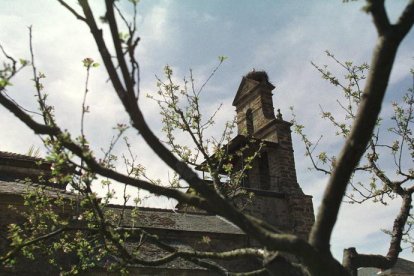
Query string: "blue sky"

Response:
xmin=0 ymin=0 xmax=413 ymax=263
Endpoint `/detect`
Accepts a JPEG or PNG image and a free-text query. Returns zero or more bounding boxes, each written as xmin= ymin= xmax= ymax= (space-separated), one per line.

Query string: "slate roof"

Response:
xmin=0 ymin=179 xmax=243 ymax=235
xmin=0 ymin=179 xmax=77 ymax=200
xmin=0 ymin=151 xmax=243 ymax=236
xmin=0 ymin=151 xmax=53 ymax=182
xmin=357 ymin=258 xmax=414 ymax=276
xmin=380 ymin=258 xmax=414 ymax=275
xmin=108 ymin=205 xmax=244 ymax=235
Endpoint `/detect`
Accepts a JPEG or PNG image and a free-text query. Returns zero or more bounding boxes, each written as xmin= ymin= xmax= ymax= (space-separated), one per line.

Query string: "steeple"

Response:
xmin=230 ymin=70 xmax=314 ymax=238
xmin=233 ymin=71 xmax=278 ymax=143
xmin=232 ymin=70 xmax=300 ymax=193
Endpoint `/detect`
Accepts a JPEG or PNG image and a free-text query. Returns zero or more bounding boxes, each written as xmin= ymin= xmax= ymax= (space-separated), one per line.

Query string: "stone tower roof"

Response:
xmin=232 ymin=70 xmax=275 ymax=107
xmin=244 ymin=70 xmax=270 ymax=84
xmin=0 ymin=151 xmax=52 ymax=182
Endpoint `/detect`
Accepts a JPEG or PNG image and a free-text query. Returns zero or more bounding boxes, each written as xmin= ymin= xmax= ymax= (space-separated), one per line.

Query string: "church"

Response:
xmin=0 ymin=71 xmax=315 ymax=274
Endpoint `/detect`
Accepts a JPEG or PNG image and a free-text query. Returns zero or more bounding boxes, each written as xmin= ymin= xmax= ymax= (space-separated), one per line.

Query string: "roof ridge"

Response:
xmin=107 ymin=204 xmax=216 ymax=216
xmin=0 ymin=151 xmax=46 ymax=162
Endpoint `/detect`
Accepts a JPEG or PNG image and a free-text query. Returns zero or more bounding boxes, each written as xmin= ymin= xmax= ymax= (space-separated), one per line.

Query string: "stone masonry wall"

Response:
xmin=286 ymin=194 xmax=314 ymax=239
xmin=270 ymin=120 xmax=302 ymax=194
xmin=244 ymin=196 xmax=292 ymax=232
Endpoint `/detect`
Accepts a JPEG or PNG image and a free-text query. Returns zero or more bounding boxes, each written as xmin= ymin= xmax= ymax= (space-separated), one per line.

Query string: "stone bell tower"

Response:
xmin=178 ymin=71 xmax=314 ymax=238
xmin=232 ymin=70 xmax=314 ymax=238
xmin=233 ymin=71 xmax=277 ymax=142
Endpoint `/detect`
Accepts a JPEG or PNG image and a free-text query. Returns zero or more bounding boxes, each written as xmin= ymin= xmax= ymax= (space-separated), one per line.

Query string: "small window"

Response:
xmin=259 ymin=151 xmax=270 ymax=190
xmin=246 ymin=109 xmax=254 ymax=135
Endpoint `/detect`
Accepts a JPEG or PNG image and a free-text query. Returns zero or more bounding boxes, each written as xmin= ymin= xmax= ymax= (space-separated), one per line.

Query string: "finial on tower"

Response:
xmin=277 ymin=109 xmax=283 ymax=120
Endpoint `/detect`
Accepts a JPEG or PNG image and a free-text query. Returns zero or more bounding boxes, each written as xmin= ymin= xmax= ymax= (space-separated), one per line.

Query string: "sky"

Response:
xmin=0 ymin=0 xmax=413 ymax=263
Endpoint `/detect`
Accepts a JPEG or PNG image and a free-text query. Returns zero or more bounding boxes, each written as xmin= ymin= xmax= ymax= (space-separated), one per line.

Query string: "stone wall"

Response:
xmin=269 ymin=120 xmax=301 ymax=194
xmin=244 ymin=195 xmax=292 ymax=232
xmin=286 ymin=194 xmax=314 ymax=239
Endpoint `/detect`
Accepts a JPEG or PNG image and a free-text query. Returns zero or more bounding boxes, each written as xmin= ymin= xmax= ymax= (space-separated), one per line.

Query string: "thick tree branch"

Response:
xmin=263 ymin=252 xmax=309 ymax=276
xmin=115 ymin=226 xmax=249 ymax=275
xmin=0 ymin=92 xmax=59 ymax=135
xmin=343 ymin=248 xmax=391 ymax=276
xmin=105 ymin=0 xmax=135 ymax=100
xmin=126 ymin=248 xmax=265 ymax=267
xmin=366 ymin=0 xmax=390 ymax=35
xmin=76 ymin=0 xmax=128 ymax=107
xmin=310 ymin=3 xmax=414 ymax=253
xmin=343 ymin=192 xmax=412 ymax=274
xmin=395 ymin=0 xmax=414 ymax=39
xmin=386 ymin=193 xmax=412 ymax=260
